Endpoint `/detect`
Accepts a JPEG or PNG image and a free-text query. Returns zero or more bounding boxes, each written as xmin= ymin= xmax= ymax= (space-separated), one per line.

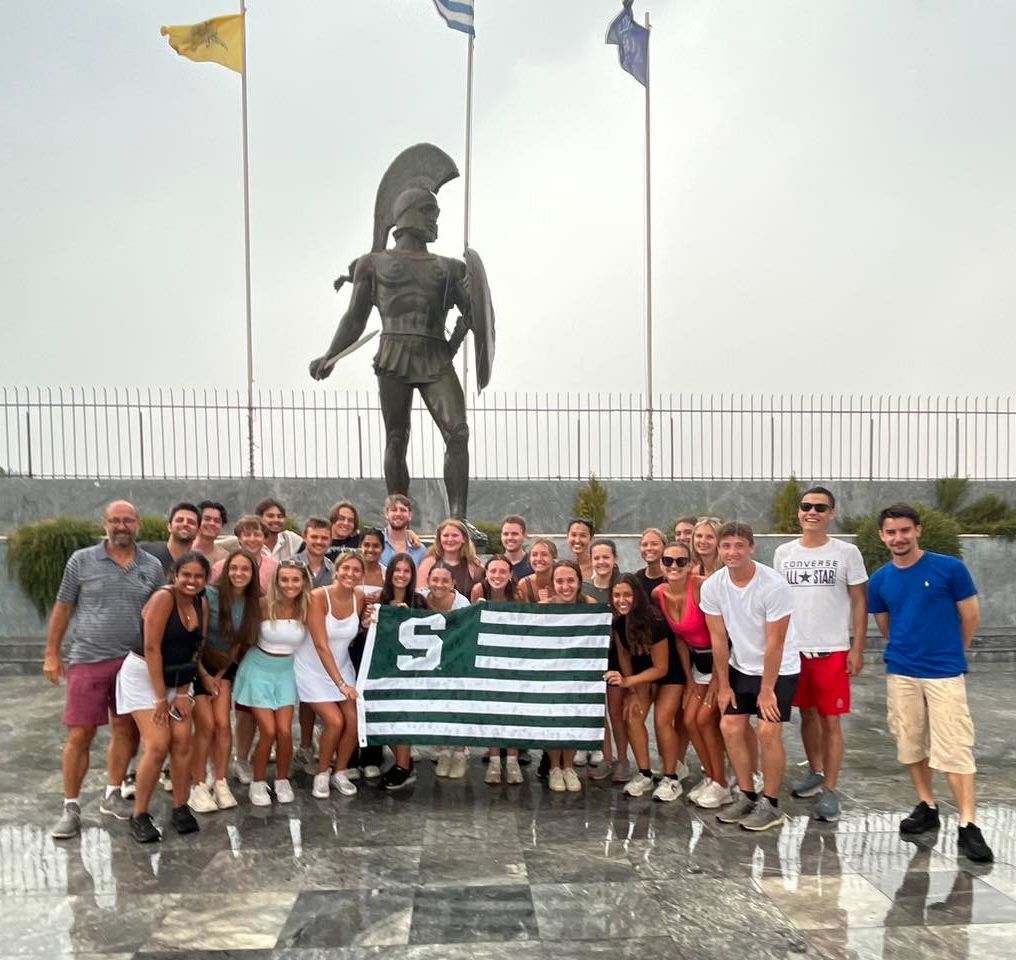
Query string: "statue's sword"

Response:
xmin=319 ymin=330 xmax=378 ymax=377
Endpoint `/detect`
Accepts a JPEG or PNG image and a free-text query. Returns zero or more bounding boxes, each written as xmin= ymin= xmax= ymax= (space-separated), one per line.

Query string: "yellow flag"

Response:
xmin=160 ymin=15 xmax=244 ymax=73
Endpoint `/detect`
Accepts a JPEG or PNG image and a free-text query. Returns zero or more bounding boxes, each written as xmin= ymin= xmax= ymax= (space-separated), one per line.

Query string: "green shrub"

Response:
xmin=933 ymin=476 xmax=970 ymax=515
xmin=572 ymin=475 xmax=608 ymax=532
xmin=471 ymin=521 xmax=504 ymax=555
xmin=6 ymin=518 xmax=101 ymax=616
xmin=771 ymin=476 xmax=802 ymax=534
xmin=852 ymin=507 xmax=962 ymax=575
xmin=956 ymin=495 xmax=1011 ymax=528
xmin=138 ymin=515 xmax=169 ymax=542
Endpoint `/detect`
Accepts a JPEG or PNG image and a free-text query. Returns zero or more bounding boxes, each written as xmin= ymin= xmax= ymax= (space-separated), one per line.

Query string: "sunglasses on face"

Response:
xmin=799 ymin=502 xmax=831 ymax=513
xmin=661 ymin=556 xmax=691 ymax=568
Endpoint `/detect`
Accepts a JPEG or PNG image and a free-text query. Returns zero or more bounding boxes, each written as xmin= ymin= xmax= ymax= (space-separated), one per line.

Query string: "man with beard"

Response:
xmin=139 ymin=502 xmax=201 ymax=578
xmin=47 ymin=500 xmax=164 ymax=838
xmin=379 ymin=494 xmax=427 ymax=567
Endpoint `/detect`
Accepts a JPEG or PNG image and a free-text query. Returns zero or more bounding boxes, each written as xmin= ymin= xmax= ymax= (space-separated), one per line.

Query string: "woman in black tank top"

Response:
xmin=127 ymin=552 xmax=209 ymax=843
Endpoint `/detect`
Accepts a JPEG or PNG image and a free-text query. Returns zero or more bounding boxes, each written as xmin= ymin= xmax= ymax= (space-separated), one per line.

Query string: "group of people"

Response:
xmin=43 ymin=488 xmax=994 ymax=863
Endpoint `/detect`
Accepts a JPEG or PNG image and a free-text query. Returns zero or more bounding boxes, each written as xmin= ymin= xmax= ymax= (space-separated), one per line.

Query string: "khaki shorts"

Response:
xmin=886 ymin=674 xmax=976 ymax=775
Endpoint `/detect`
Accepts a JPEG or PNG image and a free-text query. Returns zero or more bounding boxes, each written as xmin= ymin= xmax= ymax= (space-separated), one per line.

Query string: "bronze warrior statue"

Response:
xmin=309 ymin=144 xmax=494 ymax=521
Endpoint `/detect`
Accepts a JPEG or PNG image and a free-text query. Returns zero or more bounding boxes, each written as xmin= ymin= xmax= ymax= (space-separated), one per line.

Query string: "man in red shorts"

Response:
xmin=45 ymin=500 xmax=164 ymax=839
xmin=773 ymin=485 xmax=868 ymax=821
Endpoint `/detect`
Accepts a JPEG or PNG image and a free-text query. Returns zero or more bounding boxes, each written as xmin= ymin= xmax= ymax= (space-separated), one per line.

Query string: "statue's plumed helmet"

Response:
xmin=392 ymin=187 xmax=436 ymax=226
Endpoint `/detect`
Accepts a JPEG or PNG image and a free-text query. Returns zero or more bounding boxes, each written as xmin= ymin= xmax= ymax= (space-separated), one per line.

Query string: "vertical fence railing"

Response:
xmin=2 ymin=387 xmax=1015 ymax=481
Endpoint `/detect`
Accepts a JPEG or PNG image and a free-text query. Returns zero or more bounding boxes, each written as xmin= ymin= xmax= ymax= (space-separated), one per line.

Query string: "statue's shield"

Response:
xmin=465 ymin=247 xmax=495 ymax=391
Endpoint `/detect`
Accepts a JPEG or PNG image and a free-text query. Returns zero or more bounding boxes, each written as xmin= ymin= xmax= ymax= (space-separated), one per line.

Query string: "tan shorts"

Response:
xmin=886 ymin=674 xmax=976 ymax=775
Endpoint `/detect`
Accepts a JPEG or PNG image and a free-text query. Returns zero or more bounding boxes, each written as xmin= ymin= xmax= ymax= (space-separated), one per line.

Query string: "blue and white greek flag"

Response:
xmin=432 ymin=0 xmax=475 ymax=37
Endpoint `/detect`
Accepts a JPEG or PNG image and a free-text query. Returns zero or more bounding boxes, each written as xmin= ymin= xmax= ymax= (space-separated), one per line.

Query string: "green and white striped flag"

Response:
xmin=356 ymin=601 xmax=612 ymax=749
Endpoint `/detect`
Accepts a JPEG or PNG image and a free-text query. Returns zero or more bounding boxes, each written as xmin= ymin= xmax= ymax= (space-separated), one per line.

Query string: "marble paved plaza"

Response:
xmin=1 ymin=666 xmax=1015 ymax=959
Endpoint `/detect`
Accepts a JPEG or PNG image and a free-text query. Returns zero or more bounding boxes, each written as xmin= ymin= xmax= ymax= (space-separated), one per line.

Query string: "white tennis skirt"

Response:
xmin=116 ymin=652 xmax=180 ymax=714
xmin=294 ymin=637 xmax=356 ymax=704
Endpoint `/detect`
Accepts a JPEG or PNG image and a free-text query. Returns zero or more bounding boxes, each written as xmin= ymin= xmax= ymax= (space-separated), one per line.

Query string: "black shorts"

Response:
xmin=660 ymin=636 xmax=686 ymax=686
xmin=193 ymin=660 xmax=238 ymax=696
xmin=608 ymin=642 xmax=620 ymax=673
xmin=725 ymin=667 xmax=798 ymax=722
xmin=689 ymin=648 xmax=713 ymax=678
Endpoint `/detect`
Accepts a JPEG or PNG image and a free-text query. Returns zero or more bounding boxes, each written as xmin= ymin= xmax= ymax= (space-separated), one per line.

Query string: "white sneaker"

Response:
xmin=363 ymin=765 xmax=382 ymax=779
xmin=188 ymin=782 xmax=218 ymax=814
xmin=505 ymin=757 xmax=523 ymax=785
xmin=590 ymin=750 xmax=604 ymax=765
xmin=448 ymin=753 xmax=468 ymax=779
xmin=688 ymin=778 xmax=711 ymax=803
xmin=676 ymin=761 xmax=690 ymax=780
xmin=653 ymin=776 xmax=683 ymax=803
xmin=563 ymin=767 xmax=582 ymax=792
xmin=330 ymin=771 xmax=358 ymax=796
xmin=274 ymin=778 xmax=295 ymax=803
xmin=548 ymin=767 xmax=566 ymax=792
xmin=213 ymin=779 xmax=237 ymax=809
xmin=485 ymin=757 xmax=502 ymax=784
xmin=573 ymin=750 xmax=589 ymax=767
xmin=435 ymin=753 xmax=452 ymax=777
xmin=249 ymin=780 xmax=272 ymax=806
xmin=697 ymin=780 xmax=734 ymax=809
xmin=232 ymin=759 xmax=253 ymax=785
xmin=344 ymin=767 xmax=361 ymax=781
xmin=312 ymin=772 xmax=330 ymax=799
xmin=623 ymin=772 xmax=655 ymax=798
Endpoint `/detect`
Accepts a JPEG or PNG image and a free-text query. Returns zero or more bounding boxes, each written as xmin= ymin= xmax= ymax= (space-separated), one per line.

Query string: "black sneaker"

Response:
xmin=958 ymin=823 xmax=994 ymax=863
xmin=537 ymin=752 xmax=551 ymax=780
xmin=130 ymin=812 xmax=161 ymax=844
xmin=900 ymin=801 xmax=941 ymax=834
xmin=171 ymin=804 xmax=200 ymax=835
xmin=383 ymin=764 xmax=417 ymax=792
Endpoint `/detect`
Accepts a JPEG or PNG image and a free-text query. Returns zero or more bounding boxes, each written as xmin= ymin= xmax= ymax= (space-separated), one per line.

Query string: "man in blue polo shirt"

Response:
xmin=868 ymin=502 xmax=992 ymax=863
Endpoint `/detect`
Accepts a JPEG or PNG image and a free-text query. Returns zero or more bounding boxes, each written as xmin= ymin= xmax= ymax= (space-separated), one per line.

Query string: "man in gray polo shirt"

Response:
xmin=45 ymin=500 xmax=164 ymax=839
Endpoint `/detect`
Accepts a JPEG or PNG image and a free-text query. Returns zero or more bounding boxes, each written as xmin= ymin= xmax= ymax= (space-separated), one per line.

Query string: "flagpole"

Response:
xmin=643 ymin=11 xmax=654 ymax=480
xmin=461 ymin=29 xmax=475 ymax=398
xmin=240 ymin=0 xmax=255 ymax=478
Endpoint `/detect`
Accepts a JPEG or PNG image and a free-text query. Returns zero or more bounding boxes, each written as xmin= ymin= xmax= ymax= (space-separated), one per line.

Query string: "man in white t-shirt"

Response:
xmin=700 ymin=522 xmax=797 ymax=832
xmin=773 ymin=485 xmax=868 ymax=824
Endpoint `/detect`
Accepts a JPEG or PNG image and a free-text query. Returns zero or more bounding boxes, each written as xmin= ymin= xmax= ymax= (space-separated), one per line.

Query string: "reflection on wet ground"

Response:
xmin=0 ymin=667 xmax=1014 ymax=958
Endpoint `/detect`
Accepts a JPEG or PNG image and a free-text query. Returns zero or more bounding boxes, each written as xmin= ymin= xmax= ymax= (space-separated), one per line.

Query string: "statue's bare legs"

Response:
xmin=378 ymin=372 xmax=469 ymax=519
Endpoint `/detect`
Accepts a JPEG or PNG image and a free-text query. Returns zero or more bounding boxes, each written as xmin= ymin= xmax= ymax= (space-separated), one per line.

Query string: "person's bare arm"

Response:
xmin=43 ymin=601 xmax=74 ymax=684
xmin=847 ymin=582 xmax=868 ymax=677
xmin=957 ymin=596 xmax=980 ymax=649
xmin=873 ymin=612 xmax=889 ymax=639
xmin=706 ymin=612 xmax=732 ymax=711
xmin=142 ymin=591 xmax=174 ymax=725
xmin=309 ymin=258 xmax=374 ymax=379
xmin=610 ymin=640 xmax=668 ymax=688
xmin=757 ymin=615 xmax=790 ymax=723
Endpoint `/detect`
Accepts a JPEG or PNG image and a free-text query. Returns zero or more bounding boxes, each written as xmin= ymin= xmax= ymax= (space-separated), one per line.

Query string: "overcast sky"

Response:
xmin=2 ymin=1 xmax=1015 ymax=400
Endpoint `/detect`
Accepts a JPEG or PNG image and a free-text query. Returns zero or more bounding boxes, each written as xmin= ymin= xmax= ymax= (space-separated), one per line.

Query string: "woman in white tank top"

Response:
xmin=232 ymin=560 xmax=312 ymax=807
xmin=300 ymin=551 xmax=369 ymax=799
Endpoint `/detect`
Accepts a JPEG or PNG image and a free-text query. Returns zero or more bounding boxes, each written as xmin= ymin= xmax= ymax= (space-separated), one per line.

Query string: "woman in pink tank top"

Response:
xmin=653 ymin=541 xmax=731 ymax=809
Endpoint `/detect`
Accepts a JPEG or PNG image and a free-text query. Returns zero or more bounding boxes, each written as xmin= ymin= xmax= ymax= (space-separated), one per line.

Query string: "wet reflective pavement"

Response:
xmin=1 ymin=666 xmax=1014 ymax=959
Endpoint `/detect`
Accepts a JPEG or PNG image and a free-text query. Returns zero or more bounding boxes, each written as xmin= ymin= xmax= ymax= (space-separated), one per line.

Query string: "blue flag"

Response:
xmin=432 ymin=0 xmax=475 ymax=37
xmin=606 ymin=0 xmax=649 ymax=87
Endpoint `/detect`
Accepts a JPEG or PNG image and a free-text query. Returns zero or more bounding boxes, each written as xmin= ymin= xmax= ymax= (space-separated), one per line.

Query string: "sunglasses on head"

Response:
xmin=661 ymin=556 xmax=691 ymax=568
xmin=799 ymin=502 xmax=831 ymax=513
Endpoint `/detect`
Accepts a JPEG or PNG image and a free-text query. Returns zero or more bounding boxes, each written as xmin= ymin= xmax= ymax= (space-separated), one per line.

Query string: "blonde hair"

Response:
xmin=692 ymin=517 xmax=723 ymax=575
xmin=426 ymin=518 xmax=480 ymax=566
xmin=267 ymin=561 xmax=312 ymax=624
xmin=640 ymin=527 xmax=667 ymax=545
xmin=332 ymin=550 xmax=366 ymax=575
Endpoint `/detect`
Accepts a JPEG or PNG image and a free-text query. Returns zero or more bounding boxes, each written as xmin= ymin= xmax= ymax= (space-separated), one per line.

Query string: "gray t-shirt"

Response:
xmin=56 ymin=543 xmax=165 ymax=664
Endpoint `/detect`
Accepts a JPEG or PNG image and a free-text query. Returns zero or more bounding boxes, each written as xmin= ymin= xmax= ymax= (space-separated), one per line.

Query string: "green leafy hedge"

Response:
xmin=7 ymin=518 xmax=102 ymax=617
xmin=572 ymin=476 xmax=608 ymax=533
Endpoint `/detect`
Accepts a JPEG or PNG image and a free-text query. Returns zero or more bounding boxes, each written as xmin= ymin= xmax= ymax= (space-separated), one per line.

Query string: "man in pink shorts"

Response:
xmin=773 ymin=485 xmax=868 ymax=822
xmin=45 ymin=500 xmax=164 ymax=839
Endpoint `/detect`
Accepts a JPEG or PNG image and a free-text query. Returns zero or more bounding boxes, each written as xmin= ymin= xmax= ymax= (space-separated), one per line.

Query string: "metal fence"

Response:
xmin=2 ymin=386 xmax=1015 ymax=481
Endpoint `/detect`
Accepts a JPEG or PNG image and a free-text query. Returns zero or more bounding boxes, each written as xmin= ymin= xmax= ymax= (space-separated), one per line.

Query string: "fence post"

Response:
xmin=955 ymin=416 xmax=960 ymax=477
xmin=139 ymin=411 xmax=145 ymax=480
xmin=26 ymin=411 xmax=32 ymax=478
xmin=868 ymin=417 xmax=874 ymax=481
xmin=357 ymin=416 xmax=364 ymax=479
xmin=769 ymin=415 xmax=774 ymax=481
xmin=576 ymin=418 xmax=581 ymax=480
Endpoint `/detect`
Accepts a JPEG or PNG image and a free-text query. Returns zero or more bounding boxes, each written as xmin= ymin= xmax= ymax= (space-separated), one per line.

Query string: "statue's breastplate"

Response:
xmin=373 ymin=253 xmax=450 ymax=338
